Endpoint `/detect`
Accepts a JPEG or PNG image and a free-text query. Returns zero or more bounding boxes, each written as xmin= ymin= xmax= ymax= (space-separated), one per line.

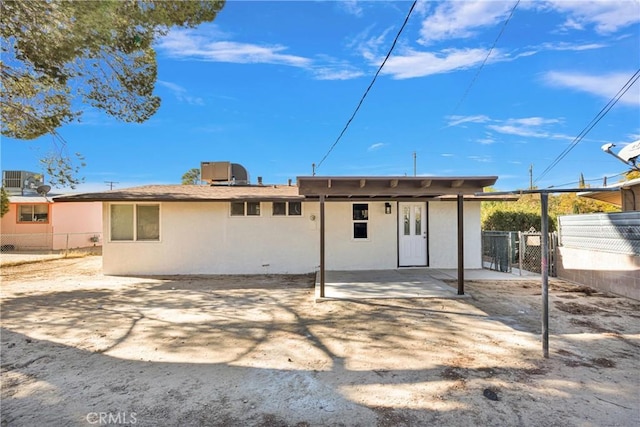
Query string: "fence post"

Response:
xmin=518 ymin=231 xmax=523 ymax=276
xmin=65 ymin=233 xmax=69 ymax=257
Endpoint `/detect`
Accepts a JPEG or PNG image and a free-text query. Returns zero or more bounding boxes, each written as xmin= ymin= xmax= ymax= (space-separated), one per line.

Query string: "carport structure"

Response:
xmin=296 ymin=176 xmax=500 ymax=298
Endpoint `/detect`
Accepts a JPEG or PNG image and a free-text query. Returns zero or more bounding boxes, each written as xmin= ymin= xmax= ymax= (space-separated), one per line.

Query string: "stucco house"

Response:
xmin=54 ymin=175 xmax=498 ymax=281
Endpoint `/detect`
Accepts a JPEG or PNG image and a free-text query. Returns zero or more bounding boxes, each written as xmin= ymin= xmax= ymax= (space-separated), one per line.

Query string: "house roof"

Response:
xmin=578 ymin=177 xmax=640 ymax=207
xmin=8 ymin=194 xmax=56 ymax=203
xmin=53 ymin=184 xmax=302 ymax=202
xmin=53 ymin=176 xmax=507 ymax=203
xmin=297 ymin=176 xmax=499 ymax=199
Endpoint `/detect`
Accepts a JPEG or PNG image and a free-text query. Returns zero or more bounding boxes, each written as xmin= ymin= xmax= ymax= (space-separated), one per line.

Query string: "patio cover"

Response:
xmin=297 ymin=176 xmax=500 ymax=298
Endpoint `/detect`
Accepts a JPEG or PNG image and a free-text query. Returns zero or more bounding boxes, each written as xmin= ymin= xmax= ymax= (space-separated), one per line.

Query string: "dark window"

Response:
xmin=353 ymin=203 xmax=369 ymax=239
xmin=288 ymin=201 xmax=302 ymax=216
xmin=353 ymin=222 xmax=368 ymax=239
xmin=272 ymin=202 xmax=286 ymax=216
xmin=230 ymin=202 xmax=245 ymax=216
xmin=247 ymin=202 xmax=261 ymax=216
xmin=18 ymin=204 xmax=49 ymax=223
xmin=353 ymin=204 xmax=368 ymax=220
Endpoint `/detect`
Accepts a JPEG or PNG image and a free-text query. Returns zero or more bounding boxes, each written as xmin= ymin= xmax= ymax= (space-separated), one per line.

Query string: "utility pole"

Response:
xmin=529 ymin=164 xmax=533 ymax=190
xmin=105 ymin=181 xmax=119 ymax=190
xmin=413 ymin=151 xmax=417 ymax=176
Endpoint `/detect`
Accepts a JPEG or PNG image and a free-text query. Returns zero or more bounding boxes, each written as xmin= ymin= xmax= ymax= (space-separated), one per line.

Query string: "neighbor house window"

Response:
xmin=272 ymin=201 xmax=302 ymax=216
xmin=18 ymin=204 xmax=49 ymax=223
xmin=352 ymin=203 xmax=368 ymax=239
xmin=230 ymin=201 xmax=261 ymax=216
xmin=110 ymin=204 xmax=160 ymax=241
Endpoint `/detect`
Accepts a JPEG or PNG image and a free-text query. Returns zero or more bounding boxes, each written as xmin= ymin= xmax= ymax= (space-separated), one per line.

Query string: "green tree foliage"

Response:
xmin=482 ymin=191 xmax=618 ymax=232
xmin=0 ymin=188 xmax=9 ymax=218
xmin=1 ymin=0 xmax=224 ymax=185
xmin=181 ymin=168 xmax=201 ymax=185
xmin=483 ymin=210 xmax=557 ymax=232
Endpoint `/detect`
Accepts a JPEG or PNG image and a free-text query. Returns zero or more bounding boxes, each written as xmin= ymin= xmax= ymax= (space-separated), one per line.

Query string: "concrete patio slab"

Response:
xmin=316 ymin=268 xmax=540 ymax=300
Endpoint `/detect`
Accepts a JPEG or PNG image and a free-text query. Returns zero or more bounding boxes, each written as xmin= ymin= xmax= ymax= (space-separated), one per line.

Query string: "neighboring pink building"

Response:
xmin=1 ymin=170 xmax=102 ymax=251
xmin=1 ymin=194 xmax=102 ymax=251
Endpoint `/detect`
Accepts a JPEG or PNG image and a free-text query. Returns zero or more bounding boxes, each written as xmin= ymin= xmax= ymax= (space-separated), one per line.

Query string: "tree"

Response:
xmin=1 ymin=0 xmax=225 ymax=185
xmin=181 ymin=168 xmax=201 ymax=185
xmin=0 ymin=188 xmax=9 ymax=218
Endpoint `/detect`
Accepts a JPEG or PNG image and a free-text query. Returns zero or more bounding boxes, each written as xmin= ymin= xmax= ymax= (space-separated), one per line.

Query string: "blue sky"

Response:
xmin=2 ymin=0 xmax=639 ymax=192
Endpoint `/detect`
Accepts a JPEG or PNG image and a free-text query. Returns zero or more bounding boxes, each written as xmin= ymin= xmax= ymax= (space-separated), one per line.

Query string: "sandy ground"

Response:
xmin=1 ymin=256 xmax=639 ymax=427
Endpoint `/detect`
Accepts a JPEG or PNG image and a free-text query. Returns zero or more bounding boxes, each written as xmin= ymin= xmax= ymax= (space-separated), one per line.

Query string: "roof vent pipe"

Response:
xmin=288 ymin=179 xmax=292 ymax=186
xmin=257 ymin=176 xmax=263 ymax=186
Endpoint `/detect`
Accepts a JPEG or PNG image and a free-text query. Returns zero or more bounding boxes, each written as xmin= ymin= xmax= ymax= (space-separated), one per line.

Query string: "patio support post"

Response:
xmin=541 ymin=193 xmax=549 ymax=358
xmin=457 ymin=194 xmax=464 ymax=295
xmin=320 ymin=194 xmax=325 ymax=298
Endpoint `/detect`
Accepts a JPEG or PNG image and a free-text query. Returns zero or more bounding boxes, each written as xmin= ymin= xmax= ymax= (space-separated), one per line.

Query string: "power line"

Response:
xmin=535 ymin=68 xmax=640 ymax=184
xmin=449 ymin=0 xmax=520 ymax=117
xmin=547 ymin=171 xmax=628 ymax=189
xmin=315 ymin=0 xmax=417 ymax=172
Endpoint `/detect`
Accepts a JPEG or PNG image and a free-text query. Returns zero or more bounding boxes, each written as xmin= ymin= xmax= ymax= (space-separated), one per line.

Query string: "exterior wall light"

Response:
xmin=385 ymin=202 xmax=392 ymax=214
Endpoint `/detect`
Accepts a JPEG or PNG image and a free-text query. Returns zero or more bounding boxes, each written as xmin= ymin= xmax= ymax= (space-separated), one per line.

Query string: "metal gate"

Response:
xmin=519 ymin=231 xmax=557 ymax=276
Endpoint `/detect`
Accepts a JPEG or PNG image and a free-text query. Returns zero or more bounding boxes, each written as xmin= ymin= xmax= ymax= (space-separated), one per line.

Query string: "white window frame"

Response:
xmin=352 ymin=203 xmax=369 ymax=240
xmin=109 ymin=203 xmax=161 ymax=242
xmin=272 ymin=201 xmax=302 ymax=217
xmin=230 ymin=201 xmax=261 ymax=217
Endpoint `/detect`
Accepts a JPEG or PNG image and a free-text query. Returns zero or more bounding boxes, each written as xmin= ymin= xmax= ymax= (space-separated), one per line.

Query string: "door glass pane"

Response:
xmin=403 ymin=206 xmax=410 ymax=235
xmin=415 ymin=206 xmax=422 ymax=235
xmin=137 ymin=205 xmax=160 ymax=241
xmin=111 ymin=205 xmax=134 ymax=241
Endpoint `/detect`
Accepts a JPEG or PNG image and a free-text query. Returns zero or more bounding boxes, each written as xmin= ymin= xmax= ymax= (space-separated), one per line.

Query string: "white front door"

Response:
xmin=398 ymin=202 xmax=427 ymax=266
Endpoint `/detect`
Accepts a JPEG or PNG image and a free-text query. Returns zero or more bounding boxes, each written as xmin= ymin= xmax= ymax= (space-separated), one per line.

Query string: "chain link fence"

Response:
xmin=482 ymin=230 xmax=557 ymax=276
xmin=0 ymin=232 xmax=102 ymax=253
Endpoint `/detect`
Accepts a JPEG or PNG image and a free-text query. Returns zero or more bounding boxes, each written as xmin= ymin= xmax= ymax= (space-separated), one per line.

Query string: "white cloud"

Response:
xmin=157 ymin=80 xmax=204 ymax=106
xmin=468 ymin=155 xmax=493 ymax=163
xmin=487 ymin=124 xmax=550 ymax=138
xmin=158 ymin=29 xmax=368 ymax=81
xmin=418 ymin=1 xmax=515 ymax=44
xmin=381 ymin=47 xmax=493 ymax=79
xmin=510 ymin=117 xmax=562 ymax=126
xmin=158 ymin=30 xmax=311 ymax=68
xmin=477 ymin=137 xmax=496 ymax=145
xmin=339 ymin=0 xmax=363 ymax=17
xmin=313 ymin=68 xmax=364 ymax=81
xmin=445 ymin=115 xmax=491 ymax=127
xmin=487 ymin=116 xmax=570 ymax=140
xmin=542 ymin=0 xmax=640 ymax=34
xmin=543 ymin=71 xmax=640 ymax=106
xmin=367 ymin=142 xmax=386 ymax=151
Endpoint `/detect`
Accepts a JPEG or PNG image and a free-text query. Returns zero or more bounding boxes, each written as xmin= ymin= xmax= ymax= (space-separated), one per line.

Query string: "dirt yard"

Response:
xmin=1 ymin=256 xmax=638 ymax=426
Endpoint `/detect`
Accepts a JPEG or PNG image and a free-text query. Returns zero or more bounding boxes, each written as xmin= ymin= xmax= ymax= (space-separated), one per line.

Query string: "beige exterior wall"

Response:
xmin=103 ymin=201 xmax=320 ymax=275
xmin=428 ymin=201 xmax=482 ymax=269
xmin=102 ymin=200 xmax=484 ymax=275
xmin=557 ymin=247 xmax=639 ymax=300
xmin=325 ymin=202 xmax=398 ymax=270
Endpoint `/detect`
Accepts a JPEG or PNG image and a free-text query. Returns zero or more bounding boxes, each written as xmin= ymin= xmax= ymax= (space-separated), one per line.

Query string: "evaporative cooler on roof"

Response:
xmin=200 ymin=162 xmax=249 ymax=185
